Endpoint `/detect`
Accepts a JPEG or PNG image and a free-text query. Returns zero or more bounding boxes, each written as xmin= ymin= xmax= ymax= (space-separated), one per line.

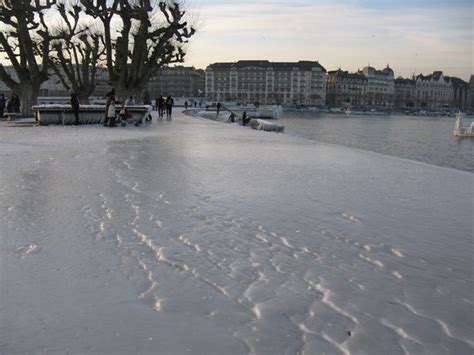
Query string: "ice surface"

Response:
xmin=1 ymin=111 xmax=473 ymax=354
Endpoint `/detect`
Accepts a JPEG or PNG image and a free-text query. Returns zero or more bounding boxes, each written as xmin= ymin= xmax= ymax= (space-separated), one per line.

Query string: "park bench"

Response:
xmin=32 ymin=105 xmax=152 ymax=126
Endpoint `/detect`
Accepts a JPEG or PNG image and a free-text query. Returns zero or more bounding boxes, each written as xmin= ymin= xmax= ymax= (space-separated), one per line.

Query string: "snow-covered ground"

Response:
xmin=1 ymin=110 xmax=472 ymax=354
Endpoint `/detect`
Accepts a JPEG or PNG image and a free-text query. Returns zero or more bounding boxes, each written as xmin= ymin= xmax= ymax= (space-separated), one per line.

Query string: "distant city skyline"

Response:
xmin=183 ymin=0 xmax=473 ymax=80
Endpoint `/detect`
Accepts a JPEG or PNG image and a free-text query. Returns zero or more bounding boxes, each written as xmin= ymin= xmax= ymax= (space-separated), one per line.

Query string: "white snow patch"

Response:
xmin=391 ymin=248 xmax=404 ymax=257
xmin=359 ymin=254 xmax=384 ymax=268
xmin=392 ymin=271 xmax=403 ymax=280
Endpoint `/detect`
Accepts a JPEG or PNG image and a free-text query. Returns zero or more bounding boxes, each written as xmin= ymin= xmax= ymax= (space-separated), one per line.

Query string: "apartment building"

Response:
xmin=206 ymin=60 xmax=327 ymax=106
xmin=361 ymin=65 xmax=395 ymax=108
xmin=326 ymin=69 xmax=367 ymax=108
xmin=469 ymin=76 xmax=474 ymax=111
xmin=146 ymin=66 xmax=205 ymax=98
xmin=413 ymin=71 xmax=452 ymax=108
xmin=394 ymin=78 xmax=416 ymax=108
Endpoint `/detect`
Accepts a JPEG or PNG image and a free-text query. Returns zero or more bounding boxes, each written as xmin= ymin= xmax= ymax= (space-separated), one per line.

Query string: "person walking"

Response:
xmin=165 ymin=96 xmax=174 ymax=118
xmin=0 ymin=94 xmax=5 ymax=118
xmin=104 ymin=88 xmax=116 ymax=127
xmin=11 ymin=93 xmax=20 ymax=113
xmin=242 ymin=111 xmax=248 ymax=126
xmin=184 ymin=100 xmax=188 ymax=110
xmin=216 ymin=102 xmax=221 ymax=115
xmin=157 ymin=95 xmax=165 ymax=118
xmin=70 ymin=91 xmax=80 ymax=125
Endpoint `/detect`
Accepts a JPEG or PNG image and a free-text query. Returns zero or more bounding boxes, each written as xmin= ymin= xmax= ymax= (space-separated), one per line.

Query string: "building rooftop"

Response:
xmin=416 ymin=71 xmax=449 ymax=83
xmin=446 ymin=76 xmax=468 ymax=86
xmin=394 ymin=77 xmax=415 ymax=85
xmin=327 ymin=69 xmax=367 ymax=80
xmin=207 ymin=60 xmax=326 ymax=72
xmin=362 ymin=65 xmax=394 ymax=77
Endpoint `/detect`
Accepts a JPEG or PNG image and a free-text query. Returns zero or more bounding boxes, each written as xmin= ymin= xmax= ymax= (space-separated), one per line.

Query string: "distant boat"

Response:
xmin=453 ymin=112 xmax=474 ymax=138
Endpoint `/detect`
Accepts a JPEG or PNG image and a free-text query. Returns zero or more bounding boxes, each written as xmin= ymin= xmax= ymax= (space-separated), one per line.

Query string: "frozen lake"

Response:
xmin=1 ymin=111 xmax=473 ymax=354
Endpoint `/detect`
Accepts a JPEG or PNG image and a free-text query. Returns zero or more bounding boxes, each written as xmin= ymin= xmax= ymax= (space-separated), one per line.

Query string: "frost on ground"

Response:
xmin=0 ymin=111 xmax=473 ymax=354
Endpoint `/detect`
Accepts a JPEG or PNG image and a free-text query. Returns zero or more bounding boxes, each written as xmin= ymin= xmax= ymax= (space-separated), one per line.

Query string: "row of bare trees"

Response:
xmin=0 ymin=0 xmax=196 ymax=115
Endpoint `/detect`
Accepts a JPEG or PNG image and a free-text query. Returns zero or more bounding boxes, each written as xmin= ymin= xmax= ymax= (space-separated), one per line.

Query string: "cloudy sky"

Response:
xmin=183 ymin=0 xmax=473 ymax=80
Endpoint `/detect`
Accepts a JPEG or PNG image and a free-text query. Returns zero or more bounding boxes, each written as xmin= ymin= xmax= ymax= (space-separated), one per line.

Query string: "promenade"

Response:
xmin=1 ymin=110 xmax=472 ymax=354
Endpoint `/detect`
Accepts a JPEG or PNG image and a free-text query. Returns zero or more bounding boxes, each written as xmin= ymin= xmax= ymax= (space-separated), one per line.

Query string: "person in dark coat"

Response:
xmin=157 ymin=95 xmax=165 ymax=118
xmin=10 ymin=93 xmax=20 ymax=113
xmin=0 ymin=94 xmax=5 ymax=118
xmin=70 ymin=92 xmax=80 ymax=125
xmin=242 ymin=111 xmax=248 ymax=126
xmin=216 ymin=102 xmax=221 ymax=115
xmin=165 ymin=96 xmax=174 ymax=118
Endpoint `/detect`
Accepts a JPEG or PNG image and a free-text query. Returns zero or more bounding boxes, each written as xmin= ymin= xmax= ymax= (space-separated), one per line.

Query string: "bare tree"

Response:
xmin=0 ymin=0 xmax=56 ymax=116
xmin=80 ymin=0 xmax=196 ymax=101
xmin=50 ymin=1 xmax=105 ymax=103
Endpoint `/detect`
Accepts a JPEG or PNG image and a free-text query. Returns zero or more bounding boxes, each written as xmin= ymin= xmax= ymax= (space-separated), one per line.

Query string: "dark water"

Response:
xmin=278 ymin=112 xmax=473 ymax=173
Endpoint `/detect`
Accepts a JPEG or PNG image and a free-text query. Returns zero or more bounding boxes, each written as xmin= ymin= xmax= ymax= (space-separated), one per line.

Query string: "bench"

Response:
xmin=31 ymin=105 xmax=152 ymax=126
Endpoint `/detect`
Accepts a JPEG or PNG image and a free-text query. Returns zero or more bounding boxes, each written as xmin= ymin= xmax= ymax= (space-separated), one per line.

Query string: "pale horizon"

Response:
xmin=0 ymin=0 xmax=472 ymax=81
xmin=183 ymin=0 xmax=473 ymax=81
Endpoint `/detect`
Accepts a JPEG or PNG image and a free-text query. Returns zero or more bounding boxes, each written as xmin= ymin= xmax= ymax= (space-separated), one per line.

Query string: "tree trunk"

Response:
xmin=18 ymin=83 xmax=39 ymax=117
xmin=115 ymin=84 xmax=144 ymax=105
xmin=78 ymin=96 xmax=90 ymax=105
xmin=77 ymin=89 xmax=92 ymax=105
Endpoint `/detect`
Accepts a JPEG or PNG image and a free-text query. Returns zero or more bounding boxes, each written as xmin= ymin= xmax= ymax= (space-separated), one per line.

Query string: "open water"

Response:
xmin=278 ymin=112 xmax=473 ymax=173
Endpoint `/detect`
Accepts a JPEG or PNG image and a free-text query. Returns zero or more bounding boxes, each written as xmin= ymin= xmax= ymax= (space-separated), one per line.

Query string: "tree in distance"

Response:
xmin=0 ymin=0 xmax=57 ymax=116
xmin=80 ymin=0 xmax=197 ymax=101
xmin=50 ymin=1 xmax=106 ymax=103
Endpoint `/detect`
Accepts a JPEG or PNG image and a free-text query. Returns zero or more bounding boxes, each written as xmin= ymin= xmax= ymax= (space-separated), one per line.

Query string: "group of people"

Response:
xmin=155 ymin=95 xmax=174 ymax=119
xmin=69 ymin=88 xmax=139 ymax=127
xmin=70 ymin=88 xmax=162 ymax=127
xmin=183 ymin=100 xmax=202 ymax=110
xmin=0 ymin=93 xmax=20 ymax=118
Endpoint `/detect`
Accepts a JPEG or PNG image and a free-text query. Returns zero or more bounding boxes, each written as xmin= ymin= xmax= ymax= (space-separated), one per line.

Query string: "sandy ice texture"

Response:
xmin=1 ymin=110 xmax=473 ymax=355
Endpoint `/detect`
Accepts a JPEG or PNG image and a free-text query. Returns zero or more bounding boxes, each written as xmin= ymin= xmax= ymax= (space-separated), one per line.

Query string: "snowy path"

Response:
xmin=1 ymin=111 xmax=473 ymax=354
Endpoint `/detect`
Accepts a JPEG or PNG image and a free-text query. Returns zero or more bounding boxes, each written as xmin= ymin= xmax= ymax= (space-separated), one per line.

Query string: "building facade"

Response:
xmin=394 ymin=72 xmax=469 ymax=110
xmin=205 ymin=60 xmax=327 ymax=106
xmin=449 ymin=77 xmax=469 ymax=111
xmin=394 ymin=78 xmax=416 ymax=108
xmin=361 ymin=65 xmax=395 ymax=108
xmin=146 ymin=66 xmax=205 ymax=99
xmin=326 ymin=69 xmax=367 ymax=108
xmin=413 ymin=71 xmax=452 ymax=109
xmin=1 ymin=65 xmax=205 ymax=102
xmin=469 ymin=75 xmax=474 ymax=111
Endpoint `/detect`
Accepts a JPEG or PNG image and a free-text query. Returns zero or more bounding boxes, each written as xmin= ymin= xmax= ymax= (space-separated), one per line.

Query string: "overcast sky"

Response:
xmin=183 ymin=0 xmax=473 ymax=80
